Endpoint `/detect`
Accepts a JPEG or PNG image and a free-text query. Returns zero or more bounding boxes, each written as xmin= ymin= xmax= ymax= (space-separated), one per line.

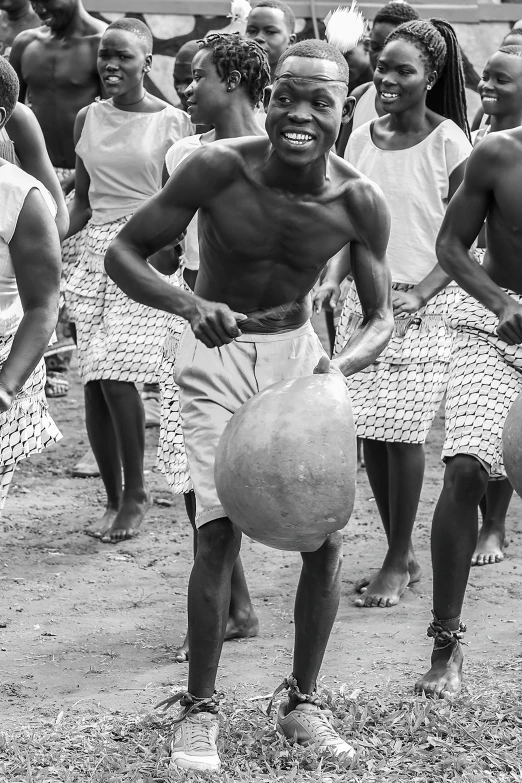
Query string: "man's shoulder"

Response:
xmin=11 ymin=26 xmax=46 ymax=51
xmin=331 ymin=152 xmax=383 ymax=203
xmin=470 ymin=128 xmax=522 ymax=170
xmin=80 ymin=14 xmax=107 ymax=39
xmin=197 ymin=135 xmax=267 ymax=169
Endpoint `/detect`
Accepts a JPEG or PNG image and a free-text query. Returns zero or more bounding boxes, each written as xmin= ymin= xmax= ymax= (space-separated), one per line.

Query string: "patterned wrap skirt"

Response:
xmin=156 ymin=266 xmax=192 ymax=494
xmin=66 ymin=218 xmax=176 ymax=385
xmin=334 ymin=281 xmax=460 ymax=444
xmin=0 ymin=334 xmax=61 ymax=468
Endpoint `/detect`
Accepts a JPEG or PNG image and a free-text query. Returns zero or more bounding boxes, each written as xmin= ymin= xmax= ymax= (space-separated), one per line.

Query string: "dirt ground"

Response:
xmin=1 ymin=320 xmax=521 ymax=735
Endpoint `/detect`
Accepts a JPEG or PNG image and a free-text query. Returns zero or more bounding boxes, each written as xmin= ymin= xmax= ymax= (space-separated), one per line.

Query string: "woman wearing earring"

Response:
xmin=318 ymin=19 xmax=472 ymax=608
xmin=66 ymin=18 xmax=192 ymax=542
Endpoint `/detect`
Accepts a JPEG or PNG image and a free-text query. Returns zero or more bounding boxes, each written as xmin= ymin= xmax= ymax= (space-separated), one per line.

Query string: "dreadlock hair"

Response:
xmin=373 ymin=2 xmax=419 ymax=27
xmin=106 ymin=18 xmax=153 ymax=52
xmin=276 ymin=40 xmax=350 ymax=86
xmin=0 ymin=57 xmax=18 ymax=124
xmin=499 ymin=43 xmax=522 ymax=58
xmin=251 ymin=0 xmax=296 ymax=34
xmin=198 ymin=33 xmax=271 ymax=106
xmin=386 ymin=18 xmax=470 ymax=139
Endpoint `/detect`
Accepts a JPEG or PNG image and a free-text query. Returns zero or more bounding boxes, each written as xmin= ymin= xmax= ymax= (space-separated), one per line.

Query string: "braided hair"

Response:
xmin=386 ymin=18 xmax=470 ymax=138
xmin=503 ymin=27 xmax=522 ymax=43
xmin=198 ymin=33 xmax=271 ymax=106
xmin=373 ymin=2 xmax=419 ymax=27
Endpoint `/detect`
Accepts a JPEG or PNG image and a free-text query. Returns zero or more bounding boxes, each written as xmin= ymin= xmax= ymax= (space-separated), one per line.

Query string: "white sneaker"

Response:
xmin=169 ymin=711 xmax=221 ymax=772
xmin=276 ymin=701 xmax=354 ymax=758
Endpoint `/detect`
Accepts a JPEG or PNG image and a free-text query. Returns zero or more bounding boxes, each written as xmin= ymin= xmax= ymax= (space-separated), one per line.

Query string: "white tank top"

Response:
xmin=352 ymin=83 xmax=379 ymax=131
xmin=76 ymin=100 xmax=193 ymax=225
xmin=0 ymin=163 xmax=56 ymax=336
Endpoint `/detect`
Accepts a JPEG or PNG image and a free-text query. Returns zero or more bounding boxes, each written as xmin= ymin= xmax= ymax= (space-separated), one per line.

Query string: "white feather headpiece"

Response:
xmin=228 ymin=0 xmax=252 ymax=23
xmin=324 ymin=3 xmax=367 ymax=54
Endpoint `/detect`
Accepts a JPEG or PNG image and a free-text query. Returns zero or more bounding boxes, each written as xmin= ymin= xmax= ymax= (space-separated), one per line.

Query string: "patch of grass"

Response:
xmin=1 ymin=675 xmax=521 ymax=782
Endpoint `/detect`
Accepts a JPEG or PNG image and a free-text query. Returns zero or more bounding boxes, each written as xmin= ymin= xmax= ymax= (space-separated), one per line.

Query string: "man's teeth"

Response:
xmin=283 ymin=132 xmax=313 ymax=145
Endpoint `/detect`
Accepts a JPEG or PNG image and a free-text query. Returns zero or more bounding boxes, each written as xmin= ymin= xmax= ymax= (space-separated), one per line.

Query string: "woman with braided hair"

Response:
xmin=158 ymin=31 xmax=270 ymax=664
xmin=317 ymin=18 xmax=472 ymax=609
xmin=336 ymin=1 xmax=419 ymax=155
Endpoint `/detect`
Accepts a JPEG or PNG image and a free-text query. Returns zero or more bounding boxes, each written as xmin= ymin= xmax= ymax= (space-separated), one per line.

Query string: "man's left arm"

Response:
xmin=332 ymin=181 xmax=393 ymax=377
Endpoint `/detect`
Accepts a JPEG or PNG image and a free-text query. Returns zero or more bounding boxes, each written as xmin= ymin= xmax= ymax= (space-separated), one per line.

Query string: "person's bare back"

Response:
xmin=10 ymin=1 xmax=105 ymax=167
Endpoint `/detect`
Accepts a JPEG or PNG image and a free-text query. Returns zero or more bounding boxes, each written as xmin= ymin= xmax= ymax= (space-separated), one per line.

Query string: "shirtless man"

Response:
xmin=10 ymin=0 xmax=105 ymax=176
xmin=106 ymin=39 xmax=392 ymax=772
xmin=0 ymin=1 xmax=39 ymax=59
xmin=10 ymin=0 xmax=105 ymax=403
xmin=417 ymin=87 xmax=522 ymax=699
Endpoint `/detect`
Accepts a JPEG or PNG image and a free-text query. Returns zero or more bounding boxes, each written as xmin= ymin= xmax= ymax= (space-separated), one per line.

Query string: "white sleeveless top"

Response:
xmin=0 ymin=163 xmax=56 ymax=336
xmin=347 ymin=119 xmax=471 ymax=285
xmin=352 ymin=83 xmax=379 ymax=131
xmin=76 ymin=100 xmax=193 ymax=225
xmin=165 ymin=134 xmax=204 ymax=271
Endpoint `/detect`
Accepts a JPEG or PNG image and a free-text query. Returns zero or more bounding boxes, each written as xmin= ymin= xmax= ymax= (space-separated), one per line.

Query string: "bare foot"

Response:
xmin=471 ymin=524 xmax=505 ymax=566
xmin=174 ymin=611 xmax=259 ymax=663
xmin=100 ymin=492 xmax=152 ymax=544
xmin=225 ymin=610 xmax=259 ymax=641
xmin=355 ymin=560 xmax=421 ymax=596
xmin=415 ymin=642 xmax=463 ymax=699
xmin=85 ymin=506 xmax=118 ymax=539
xmin=173 ymin=634 xmax=189 ymax=664
xmin=355 ymin=565 xmax=410 ymax=608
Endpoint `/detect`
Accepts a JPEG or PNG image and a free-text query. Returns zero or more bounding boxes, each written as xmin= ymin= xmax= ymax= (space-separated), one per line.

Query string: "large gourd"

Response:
xmin=215 ymin=373 xmax=357 ymax=552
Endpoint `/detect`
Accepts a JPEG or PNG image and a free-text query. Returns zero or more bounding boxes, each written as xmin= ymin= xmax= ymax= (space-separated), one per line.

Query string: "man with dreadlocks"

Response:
xmin=417 ymin=43 xmax=522 ymax=699
xmin=318 ymin=18 xmax=472 ymax=609
xmin=106 ymin=36 xmax=392 ymax=772
xmin=158 ymin=33 xmax=270 ymax=664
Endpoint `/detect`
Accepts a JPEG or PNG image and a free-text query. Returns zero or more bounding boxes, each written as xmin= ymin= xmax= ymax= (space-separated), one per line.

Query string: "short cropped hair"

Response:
xmin=0 ymin=58 xmax=19 ymax=123
xmin=106 ymin=18 xmax=153 ymax=51
xmin=503 ymin=27 xmax=522 ymax=42
xmin=276 ymin=39 xmax=350 ymax=85
xmin=499 ymin=44 xmax=522 ymax=58
xmin=373 ymin=2 xmax=420 ymax=26
xmin=199 ymin=33 xmax=271 ymax=106
xmin=251 ymin=0 xmax=296 ymax=34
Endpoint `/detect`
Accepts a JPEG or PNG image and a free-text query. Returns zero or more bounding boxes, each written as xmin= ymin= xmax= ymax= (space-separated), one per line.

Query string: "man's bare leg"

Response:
xmin=416 ymin=455 xmax=488 ymax=698
xmin=174 ymin=497 xmax=258 ymax=663
xmin=290 ymin=531 xmax=343 ymax=698
xmin=187 ymin=517 xmax=242 ymax=697
xmin=99 ymin=380 xmax=151 ymax=543
xmin=473 ymin=478 xmax=512 ymax=566
xmin=356 ymin=440 xmax=423 ymax=607
xmin=83 ymin=380 xmax=121 ymax=537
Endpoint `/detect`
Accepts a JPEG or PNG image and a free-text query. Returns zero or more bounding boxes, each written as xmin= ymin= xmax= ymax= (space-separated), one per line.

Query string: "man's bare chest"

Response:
xmin=22 ymin=40 xmax=96 ymax=88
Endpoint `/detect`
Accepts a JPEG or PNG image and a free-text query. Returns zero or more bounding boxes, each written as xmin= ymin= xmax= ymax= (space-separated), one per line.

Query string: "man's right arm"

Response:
xmin=10 ymin=32 xmax=32 ymax=104
xmin=332 ymin=179 xmax=393 ymax=376
xmin=436 ymin=136 xmax=522 ymax=343
xmin=105 ymin=147 xmax=246 ymax=348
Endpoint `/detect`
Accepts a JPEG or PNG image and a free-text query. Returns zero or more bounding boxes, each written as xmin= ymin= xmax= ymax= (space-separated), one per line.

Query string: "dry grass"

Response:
xmin=1 ymin=669 xmax=521 ymax=782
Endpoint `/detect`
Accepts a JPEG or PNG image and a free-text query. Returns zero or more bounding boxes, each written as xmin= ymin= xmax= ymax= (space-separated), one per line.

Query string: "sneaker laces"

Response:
xmin=267 ymin=674 xmax=323 ymax=715
xmin=301 ymin=708 xmax=343 ymax=745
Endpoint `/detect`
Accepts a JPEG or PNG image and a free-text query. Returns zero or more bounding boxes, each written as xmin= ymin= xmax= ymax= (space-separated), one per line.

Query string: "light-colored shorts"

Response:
xmin=442 ymin=290 xmax=522 ymax=477
xmin=174 ymin=321 xmax=326 ymax=528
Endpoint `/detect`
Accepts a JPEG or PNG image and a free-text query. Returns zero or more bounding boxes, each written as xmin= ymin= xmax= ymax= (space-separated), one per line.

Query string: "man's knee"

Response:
xmin=197 ymin=518 xmax=242 ymax=564
xmin=444 ymin=454 xmax=489 ymax=501
xmin=302 ymin=530 xmax=343 ymax=569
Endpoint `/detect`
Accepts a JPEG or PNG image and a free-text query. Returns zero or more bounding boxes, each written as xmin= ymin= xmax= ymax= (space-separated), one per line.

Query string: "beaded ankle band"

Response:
xmin=427 ymin=613 xmax=467 ymax=650
xmin=267 ymin=674 xmax=323 ymax=715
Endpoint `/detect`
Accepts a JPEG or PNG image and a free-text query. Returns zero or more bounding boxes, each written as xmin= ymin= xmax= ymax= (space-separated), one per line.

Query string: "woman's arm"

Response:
xmin=66 ymin=107 xmax=92 ymax=239
xmin=0 ymin=189 xmax=61 ymax=408
xmin=7 ymin=103 xmax=69 ymax=241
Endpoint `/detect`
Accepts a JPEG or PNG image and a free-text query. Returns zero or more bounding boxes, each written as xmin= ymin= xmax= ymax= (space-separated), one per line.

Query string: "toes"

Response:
xmin=174 ymin=651 xmax=189 ymax=663
xmin=354 ymin=597 xmax=365 ymax=608
xmin=470 ymin=556 xmax=478 ymax=566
